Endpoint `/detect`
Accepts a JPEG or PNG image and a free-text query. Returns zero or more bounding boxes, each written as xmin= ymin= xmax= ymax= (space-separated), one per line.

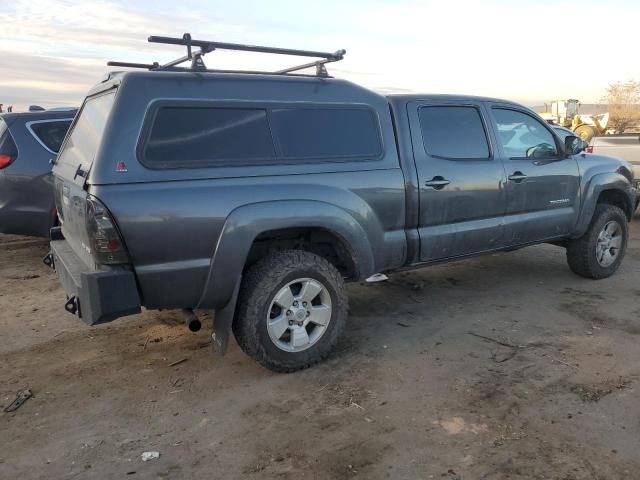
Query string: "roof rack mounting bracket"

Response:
xmin=106 ymin=33 xmax=345 ymax=77
xmin=191 ymin=52 xmax=207 ymax=70
xmin=317 ymin=63 xmax=328 ymax=76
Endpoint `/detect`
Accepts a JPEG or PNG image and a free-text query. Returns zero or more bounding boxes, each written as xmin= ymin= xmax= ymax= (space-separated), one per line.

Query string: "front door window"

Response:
xmin=493 ymin=108 xmax=558 ymax=159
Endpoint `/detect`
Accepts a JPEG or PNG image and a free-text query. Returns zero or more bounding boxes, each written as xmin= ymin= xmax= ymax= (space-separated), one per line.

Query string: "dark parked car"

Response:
xmin=46 ymin=35 xmax=637 ymax=372
xmin=0 ymin=109 xmax=76 ymax=237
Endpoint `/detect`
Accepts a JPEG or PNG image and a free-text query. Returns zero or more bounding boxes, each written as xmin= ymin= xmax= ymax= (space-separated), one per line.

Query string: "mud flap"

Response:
xmin=212 ymin=276 xmax=241 ymax=355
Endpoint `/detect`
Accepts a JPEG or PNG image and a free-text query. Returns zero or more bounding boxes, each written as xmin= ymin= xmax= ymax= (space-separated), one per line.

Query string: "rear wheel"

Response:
xmin=233 ymin=250 xmax=347 ymax=372
xmin=566 ymin=204 xmax=628 ymax=279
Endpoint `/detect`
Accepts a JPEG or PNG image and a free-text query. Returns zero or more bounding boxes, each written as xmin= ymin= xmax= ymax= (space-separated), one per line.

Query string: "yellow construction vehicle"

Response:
xmin=539 ymin=99 xmax=609 ymax=142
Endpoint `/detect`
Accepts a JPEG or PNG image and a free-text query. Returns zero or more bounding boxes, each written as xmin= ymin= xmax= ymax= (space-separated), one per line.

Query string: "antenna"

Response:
xmin=108 ymin=33 xmax=346 ymax=77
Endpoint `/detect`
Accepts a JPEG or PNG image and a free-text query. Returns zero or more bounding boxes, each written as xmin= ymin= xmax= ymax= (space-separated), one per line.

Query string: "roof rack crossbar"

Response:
xmin=107 ymin=33 xmax=346 ymax=77
xmin=107 ymin=61 xmax=160 ymax=69
xmin=147 ymin=34 xmax=343 ymax=61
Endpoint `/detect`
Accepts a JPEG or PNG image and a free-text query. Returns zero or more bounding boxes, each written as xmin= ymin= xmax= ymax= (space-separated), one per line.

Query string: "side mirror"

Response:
xmin=526 ymin=142 xmax=557 ymax=158
xmin=564 ymin=135 xmax=586 ymax=155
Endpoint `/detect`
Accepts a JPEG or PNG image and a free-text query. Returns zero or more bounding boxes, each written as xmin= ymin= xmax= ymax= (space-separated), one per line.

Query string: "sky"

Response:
xmin=0 ymin=0 xmax=639 ymax=111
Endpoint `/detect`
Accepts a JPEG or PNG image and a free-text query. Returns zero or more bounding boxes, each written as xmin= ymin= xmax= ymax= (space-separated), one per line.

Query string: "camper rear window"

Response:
xmin=140 ymin=105 xmax=382 ymax=168
xmin=57 ymin=91 xmax=116 ymax=172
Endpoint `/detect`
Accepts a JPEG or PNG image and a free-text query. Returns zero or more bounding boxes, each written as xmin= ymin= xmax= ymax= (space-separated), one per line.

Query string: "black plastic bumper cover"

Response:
xmin=50 ymin=239 xmax=141 ymax=325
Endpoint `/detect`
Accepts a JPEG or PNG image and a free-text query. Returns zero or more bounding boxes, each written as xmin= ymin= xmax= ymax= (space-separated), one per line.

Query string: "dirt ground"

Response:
xmin=1 ymin=217 xmax=639 ymax=480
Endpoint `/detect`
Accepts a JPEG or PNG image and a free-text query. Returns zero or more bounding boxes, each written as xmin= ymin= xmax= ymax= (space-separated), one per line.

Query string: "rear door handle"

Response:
xmin=424 ymin=176 xmax=450 ymax=190
xmin=508 ymin=171 xmax=527 ymax=182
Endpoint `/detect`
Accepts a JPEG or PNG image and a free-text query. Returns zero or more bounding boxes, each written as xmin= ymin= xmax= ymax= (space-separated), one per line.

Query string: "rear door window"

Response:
xmin=271 ymin=107 xmax=381 ymax=159
xmin=142 ymin=107 xmax=275 ymax=167
xmin=28 ymin=119 xmax=73 ymax=153
xmin=418 ymin=106 xmax=490 ymax=159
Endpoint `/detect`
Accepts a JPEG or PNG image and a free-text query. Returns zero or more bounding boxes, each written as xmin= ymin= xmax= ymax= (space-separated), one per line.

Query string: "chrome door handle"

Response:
xmin=424 ymin=177 xmax=450 ymax=190
xmin=508 ymin=172 xmax=527 ymax=182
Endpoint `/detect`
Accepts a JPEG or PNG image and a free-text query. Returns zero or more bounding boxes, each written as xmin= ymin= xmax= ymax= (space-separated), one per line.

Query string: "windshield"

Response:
xmin=566 ymin=101 xmax=579 ymax=118
xmin=57 ymin=90 xmax=116 ymax=172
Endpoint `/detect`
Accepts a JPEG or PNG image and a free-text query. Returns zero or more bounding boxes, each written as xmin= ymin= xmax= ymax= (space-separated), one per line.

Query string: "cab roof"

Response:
xmin=387 ymin=93 xmax=523 ymax=107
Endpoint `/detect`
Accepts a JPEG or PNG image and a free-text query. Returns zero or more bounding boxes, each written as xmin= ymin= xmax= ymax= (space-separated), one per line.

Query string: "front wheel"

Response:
xmin=233 ymin=250 xmax=348 ymax=372
xmin=566 ymin=204 xmax=628 ymax=279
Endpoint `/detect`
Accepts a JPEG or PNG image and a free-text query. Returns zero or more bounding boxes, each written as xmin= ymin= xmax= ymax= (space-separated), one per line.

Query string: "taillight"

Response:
xmin=0 ymin=154 xmax=13 ymax=169
xmin=85 ymin=196 xmax=129 ymax=264
xmin=586 ymin=146 xmax=593 ymax=154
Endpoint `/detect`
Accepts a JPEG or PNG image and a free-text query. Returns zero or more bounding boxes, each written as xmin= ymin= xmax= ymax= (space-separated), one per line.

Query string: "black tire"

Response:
xmin=233 ymin=250 xmax=348 ymax=372
xmin=566 ymin=204 xmax=628 ymax=279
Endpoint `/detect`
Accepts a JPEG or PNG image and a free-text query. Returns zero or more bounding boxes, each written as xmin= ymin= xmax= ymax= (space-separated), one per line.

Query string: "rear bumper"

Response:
xmin=48 ymin=233 xmax=141 ymax=325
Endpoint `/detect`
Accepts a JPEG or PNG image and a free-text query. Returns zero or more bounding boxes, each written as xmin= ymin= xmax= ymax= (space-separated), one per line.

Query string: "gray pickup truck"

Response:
xmin=589 ymin=135 xmax=640 ymax=188
xmin=46 ymin=35 xmax=637 ymax=372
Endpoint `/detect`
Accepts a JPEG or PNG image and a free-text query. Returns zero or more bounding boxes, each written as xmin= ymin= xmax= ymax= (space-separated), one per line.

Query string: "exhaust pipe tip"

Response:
xmin=188 ymin=318 xmax=202 ymax=332
xmin=182 ymin=309 xmax=202 ymax=332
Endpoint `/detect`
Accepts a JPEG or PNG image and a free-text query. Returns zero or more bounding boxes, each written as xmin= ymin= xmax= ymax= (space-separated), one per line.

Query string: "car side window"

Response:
xmin=418 ymin=106 xmax=490 ymax=160
xmin=493 ymin=108 xmax=558 ymax=159
xmin=29 ymin=120 xmax=73 ymax=153
xmin=271 ymin=107 xmax=381 ymax=159
xmin=141 ymin=105 xmax=383 ymax=168
xmin=552 ymin=128 xmax=571 ymax=140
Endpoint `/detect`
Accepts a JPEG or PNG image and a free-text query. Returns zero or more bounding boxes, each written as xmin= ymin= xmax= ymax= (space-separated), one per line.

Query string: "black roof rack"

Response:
xmin=107 ymin=33 xmax=346 ymax=77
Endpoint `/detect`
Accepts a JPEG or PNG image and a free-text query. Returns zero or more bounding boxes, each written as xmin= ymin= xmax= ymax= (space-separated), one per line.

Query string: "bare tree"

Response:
xmin=603 ymin=80 xmax=640 ymax=133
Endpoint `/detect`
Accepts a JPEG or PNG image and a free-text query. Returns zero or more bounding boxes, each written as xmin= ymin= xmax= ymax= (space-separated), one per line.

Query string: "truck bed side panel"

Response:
xmin=95 ymin=170 xmax=406 ymax=309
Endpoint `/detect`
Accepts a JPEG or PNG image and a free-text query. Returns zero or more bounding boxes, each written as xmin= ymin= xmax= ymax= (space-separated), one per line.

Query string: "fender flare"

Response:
xmin=573 ymin=171 xmax=634 ymax=238
xmin=196 ymin=200 xmax=377 ymax=310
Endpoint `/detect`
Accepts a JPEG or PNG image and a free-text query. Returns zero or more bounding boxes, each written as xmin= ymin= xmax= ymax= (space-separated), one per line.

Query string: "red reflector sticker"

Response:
xmin=116 ymin=162 xmax=128 ymax=172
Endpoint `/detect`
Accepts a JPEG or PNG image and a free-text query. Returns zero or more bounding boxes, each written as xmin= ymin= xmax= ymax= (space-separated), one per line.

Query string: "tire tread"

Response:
xmin=566 ymin=204 xmax=628 ymax=279
xmin=233 ymin=250 xmax=347 ymax=373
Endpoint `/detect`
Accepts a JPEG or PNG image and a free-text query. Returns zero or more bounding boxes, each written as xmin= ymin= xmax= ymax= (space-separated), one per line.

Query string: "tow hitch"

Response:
xmin=64 ymin=296 xmax=81 ymax=316
xmin=42 ymin=252 xmax=55 ymax=269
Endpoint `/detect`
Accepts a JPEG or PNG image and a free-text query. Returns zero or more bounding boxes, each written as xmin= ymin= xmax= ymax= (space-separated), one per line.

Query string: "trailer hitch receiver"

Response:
xmin=42 ymin=252 xmax=55 ymax=269
xmin=64 ymin=296 xmax=80 ymax=316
